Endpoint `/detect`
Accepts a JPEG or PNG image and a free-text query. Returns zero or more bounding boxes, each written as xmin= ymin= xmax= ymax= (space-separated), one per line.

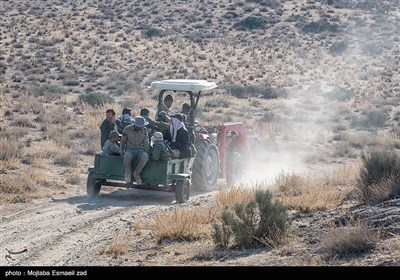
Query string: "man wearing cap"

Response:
xmin=102 ymin=130 xmax=121 ymax=156
xmin=150 ymin=132 xmax=172 ymax=161
xmin=120 ymin=116 xmax=150 ymax=186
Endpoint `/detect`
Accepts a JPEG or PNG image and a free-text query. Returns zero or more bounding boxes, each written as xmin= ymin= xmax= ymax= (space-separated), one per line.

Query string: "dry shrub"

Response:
xmin=83 ymin=113 xmax=104 ymax=130
xmin=149 ymin=206 xmax=213 ymax=243
xmin=321 ymin=224 xmax=379 ymax=259
xmin=359 ymin=176 xmax=400 ymax=204
xmin=27 ymin=139 xmax=63 ymax=159
xmin=0 ymin=169 xmax=48 ymax=201
xmin=357 ymin=149 xmax=400 ymax=204
xmin=66 ymin=174 xmax=81 ymax=185
xmin=0 ymin=136 xmax=22 ymax=161
xmin=53 ymin=150 xmax=78 ymax=167
xmin=216 ymin=186 xmax=254 ymax=209
xmin=0 ymin=176 xmax=37 ymax=195
xmin=10 ymin=116 xmax=36 ymax=128
xmin=99 ymin=233 xmax=132 ymax=255
xmin=46 ymin=109 xmax=74 ymax=125
xmin=44 ymin=125 xmax=72 ymax=147
xmin=0 ymin=157 xmax=20 ymax=173
xmin=75 ymin=129 xmax=99 ymax=155
xmin=323 ymin=162 xmax=361 ymax=187
xmin=204 ymin=95 xmax=231 ymax=108
xmin=0 ymin=167 xmax=66 ymax=202
xmin=16 ymin=96 xmax=44 ymax=115
xmin=0 ymin=127 xmax=29 ymax=139
xmin=274 ymin=172 xmax=345 ymax=213
xmin=0 ymin=94 xmax=12 ymax=107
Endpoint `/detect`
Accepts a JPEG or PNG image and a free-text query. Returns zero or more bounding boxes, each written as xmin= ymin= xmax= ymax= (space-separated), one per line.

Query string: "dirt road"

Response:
xmin=0 ymin=186 xmax=212 ymax=266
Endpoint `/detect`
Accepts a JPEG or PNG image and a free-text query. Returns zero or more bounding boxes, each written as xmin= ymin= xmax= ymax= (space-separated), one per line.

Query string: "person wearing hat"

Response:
xmin=102 ymin=130 xmax=121 ymax=156
xmin=116 ymin=107 xmax=133 ymax=134
xmin=120 ymin=116 xmax=150 ymax=186
xmin=150 ymin=132 xmax=172 ymax=161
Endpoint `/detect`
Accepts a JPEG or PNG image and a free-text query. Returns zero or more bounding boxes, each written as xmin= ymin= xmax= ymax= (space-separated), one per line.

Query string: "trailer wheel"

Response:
xmin=175 ymin=178 xmax=190 ymax=203
xmin=226 ymin=151 xmax=242 ymax=187
xmin=192 ymin=140 xmax=219 ymax=191
xmin=87 ymin=170 xmax=102 ymax=197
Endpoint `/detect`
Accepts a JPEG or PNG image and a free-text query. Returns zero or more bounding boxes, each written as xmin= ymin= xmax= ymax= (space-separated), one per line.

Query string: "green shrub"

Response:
xmin=301 ymin=20 xmax=339 ymax=33
xmin=360 ymin=42 xmax=382 ymax=56
xmin=357 ymin=150 xmax=400 ymax=204
xmin=78 ymin=93 xmax=115 ymax=107
xmin=234 ymin=16 xmax=266 ymax=30
xmin=212 ymin=189 xmax=290 ymax=248
xmin=144 ymin=27 xmax=163 ymax=38
xmin=29 ymin=84 xmax=68 ymax=97
xmin=355 ymin=1 xmax=390 ymax=13
xmin=351 ymin=109 xmax=388 ymax=130
xmin=324 ymin=88 xmax=353 ymax=101
xmin=226 ymin=85 xmax=277 ymax=99
xmin=329 ymin=41 xmax=348 ymax=56
xmin=245 ymin=0 xmax=281 ymax=8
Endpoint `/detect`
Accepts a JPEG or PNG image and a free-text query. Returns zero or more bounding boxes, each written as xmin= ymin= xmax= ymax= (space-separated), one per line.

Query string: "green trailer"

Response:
xmin=87 ymin=153 xmax=194 ymax=203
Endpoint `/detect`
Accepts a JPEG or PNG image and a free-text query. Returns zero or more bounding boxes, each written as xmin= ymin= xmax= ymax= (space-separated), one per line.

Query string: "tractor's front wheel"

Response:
xmin=192 ymin=140 xmax=219 ymax=191
xmin=87 ymin=169 xmax=102 ymax=197
xmin=226 ymin=151 xmax=242 ymax=187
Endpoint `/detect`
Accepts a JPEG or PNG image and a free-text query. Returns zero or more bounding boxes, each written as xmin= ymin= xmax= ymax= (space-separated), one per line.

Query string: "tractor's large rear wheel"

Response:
xmin=226 ymin=151 xmax=242 ymax=187
xmin=192 ymin=140 xmax=219 ymax=191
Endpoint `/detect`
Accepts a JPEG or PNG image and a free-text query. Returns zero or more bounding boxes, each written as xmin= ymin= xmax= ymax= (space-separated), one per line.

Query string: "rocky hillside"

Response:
xmin=0 ymin=0 xmax=399 ymax=267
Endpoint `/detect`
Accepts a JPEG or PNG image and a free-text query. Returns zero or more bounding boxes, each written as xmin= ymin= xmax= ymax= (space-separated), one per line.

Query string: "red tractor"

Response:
xmin=150 ymin=79 xmax=254 ymax=190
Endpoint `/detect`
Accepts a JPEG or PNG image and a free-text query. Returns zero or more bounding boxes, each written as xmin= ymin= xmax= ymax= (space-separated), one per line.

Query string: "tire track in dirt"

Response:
xmin=1 ymin=188 xmax=192 ymax=266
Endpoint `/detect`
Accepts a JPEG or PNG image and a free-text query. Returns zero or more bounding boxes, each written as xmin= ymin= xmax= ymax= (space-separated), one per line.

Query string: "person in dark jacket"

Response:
xmin=100 ymin=108 xmax=117 ymax=148
xmin=116 ymin=107 xmax=133 ymax=134
xmin=166 ymin=115 xmax=191 ymax=159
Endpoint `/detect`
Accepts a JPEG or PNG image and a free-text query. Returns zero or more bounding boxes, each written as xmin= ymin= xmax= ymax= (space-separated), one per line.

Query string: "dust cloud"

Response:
xmin=241 ymin=83 xmax=343 ymax=186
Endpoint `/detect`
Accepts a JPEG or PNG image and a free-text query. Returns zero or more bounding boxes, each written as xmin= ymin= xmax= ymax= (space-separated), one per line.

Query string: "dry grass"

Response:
xmin=0 ymin=136 xmax=22 ymax=161
xmin=322 ymin=162 xmax=361 ymax=187
xmin=10 ymin=116 xmax=37 ymax=128
xmin=321 ymin=224 xmax=380 ymax=259
xmin=357 ymin=175 xmax=400 ymax=204
xmin=0 ymin=169 xmax=46 ymax=202
xmin=149 ymin=206 xmax=214 ymax=244
xmin=16 ymin=96 xmax=45 ymax=115
xmin=215 ymin=186 xmax=254 ymax=210
xmin=99 ymin=233 xmax=132 ymax=255
xmin=273 ymin=172 xmax=346 ymax=213
xmin=53 ymin=150 xmax=78 ymax=167
xmin=27 ymin=139 xmax=64 ymax=159
xmin=0 ymin=164 xmax=65 ymax=203
xmin=0 ymin=157 xmax=20 ymax=174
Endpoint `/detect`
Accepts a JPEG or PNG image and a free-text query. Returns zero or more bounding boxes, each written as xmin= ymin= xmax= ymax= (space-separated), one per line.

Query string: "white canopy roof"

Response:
xmin=150 ymin=79 xmax=218 ymax=92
